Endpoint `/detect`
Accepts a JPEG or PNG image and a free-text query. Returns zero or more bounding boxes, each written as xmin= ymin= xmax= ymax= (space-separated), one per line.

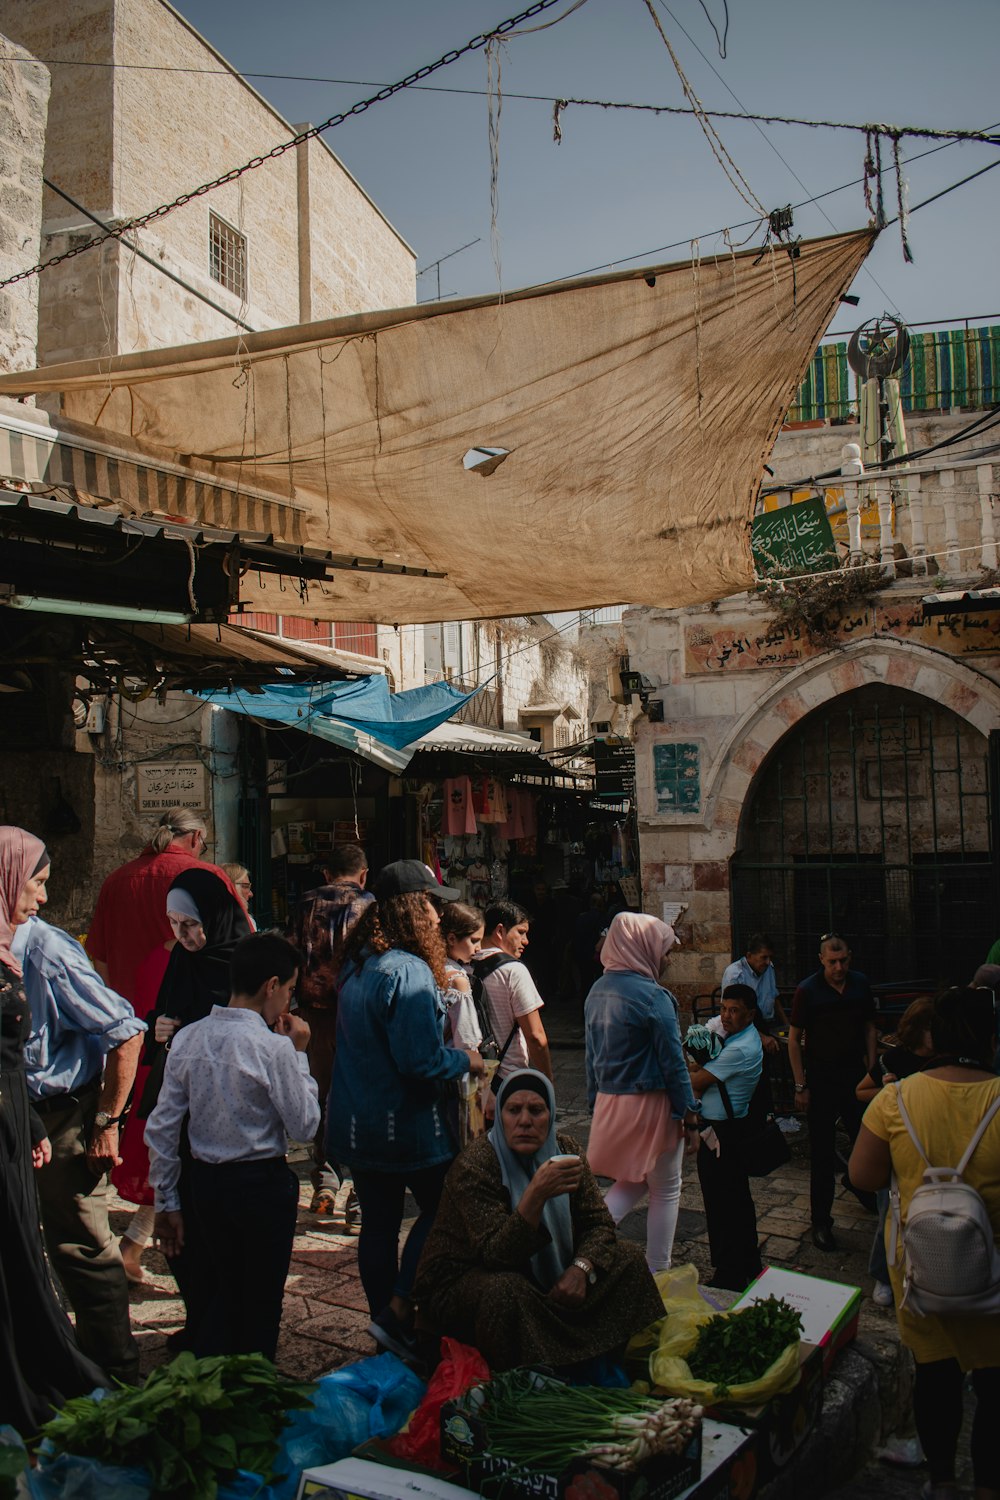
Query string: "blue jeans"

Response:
xmin=868 ymin=1186 xmax=890 ymax=1282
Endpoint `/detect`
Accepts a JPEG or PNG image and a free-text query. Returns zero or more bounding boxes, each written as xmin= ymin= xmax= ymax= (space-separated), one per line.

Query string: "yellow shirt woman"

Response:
xmin=862 ymin=1072 xmax=1000 ymax=1368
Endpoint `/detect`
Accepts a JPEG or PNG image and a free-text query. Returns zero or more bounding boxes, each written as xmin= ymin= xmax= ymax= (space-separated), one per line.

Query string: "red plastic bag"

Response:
xmin=384 ymin=1337 xmax=490 ymax=1471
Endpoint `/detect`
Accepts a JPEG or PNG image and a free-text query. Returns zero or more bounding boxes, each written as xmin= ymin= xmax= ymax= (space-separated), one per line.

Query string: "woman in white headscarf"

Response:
xmin=414 ymin=1067 xmax=662 ymax=1372
xmin=584 ymin=913 xmax=701 ymax=1272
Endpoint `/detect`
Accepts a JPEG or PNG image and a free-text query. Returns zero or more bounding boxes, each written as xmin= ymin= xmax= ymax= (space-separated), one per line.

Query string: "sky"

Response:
xmin=173 ymin=0 xmax=1000 ymax=336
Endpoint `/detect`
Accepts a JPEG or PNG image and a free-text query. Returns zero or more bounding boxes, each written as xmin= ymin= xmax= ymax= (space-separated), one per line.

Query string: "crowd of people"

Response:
xmin=1 ymin=808 xmax=998 ymax=1499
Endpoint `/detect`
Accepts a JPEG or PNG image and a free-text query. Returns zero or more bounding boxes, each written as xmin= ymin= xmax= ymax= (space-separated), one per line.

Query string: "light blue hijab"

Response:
xmin=489 ymin=1068 xmax=575 ymax=1290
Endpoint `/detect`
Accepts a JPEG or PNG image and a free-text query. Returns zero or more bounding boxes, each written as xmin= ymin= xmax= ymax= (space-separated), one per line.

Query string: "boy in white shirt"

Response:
xmin=146 ymin=931 xmax=319 ymax=1360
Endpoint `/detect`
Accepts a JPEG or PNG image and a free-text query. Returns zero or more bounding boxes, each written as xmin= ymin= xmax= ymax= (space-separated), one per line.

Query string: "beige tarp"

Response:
xmin=0 ymin=229 xmax=874 ymax=623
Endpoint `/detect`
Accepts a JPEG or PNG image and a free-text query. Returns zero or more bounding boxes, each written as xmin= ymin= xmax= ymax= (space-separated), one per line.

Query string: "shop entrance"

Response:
xmin=730 ymin=683 xmax=995 ymax=987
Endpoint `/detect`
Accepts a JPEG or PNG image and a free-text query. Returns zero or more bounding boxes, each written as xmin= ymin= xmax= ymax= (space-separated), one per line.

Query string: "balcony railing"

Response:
xmin=452 ymin=681 xmax=501 ymax=729
xmin=787 ymin=324 xmax=1000 ymax=425
xmin=760 ymin=454 xmax=998 ymax=582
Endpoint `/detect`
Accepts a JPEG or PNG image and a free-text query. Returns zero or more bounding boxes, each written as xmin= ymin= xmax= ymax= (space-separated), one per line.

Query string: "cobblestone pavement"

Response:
xmin=104 ymin=1005 xmax=976 ymax=1493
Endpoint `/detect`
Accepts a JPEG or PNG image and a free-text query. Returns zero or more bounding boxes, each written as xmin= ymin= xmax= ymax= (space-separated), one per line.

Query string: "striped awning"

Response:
xmin=0 ymin=401 xmax=305 ymax=541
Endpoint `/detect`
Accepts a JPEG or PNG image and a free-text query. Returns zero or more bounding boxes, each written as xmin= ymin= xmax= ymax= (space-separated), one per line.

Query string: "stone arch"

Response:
xmin=701 ymin=637 xmax=1000 ymax=834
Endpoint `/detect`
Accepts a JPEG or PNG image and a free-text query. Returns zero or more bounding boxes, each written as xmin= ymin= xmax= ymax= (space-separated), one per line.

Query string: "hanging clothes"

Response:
xmin=442 ymin=777 xmax=478 ymax=837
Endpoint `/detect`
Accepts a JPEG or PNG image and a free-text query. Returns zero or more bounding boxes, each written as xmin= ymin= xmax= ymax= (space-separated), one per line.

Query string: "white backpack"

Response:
xmin=888 ymin=1082 xmax=1000 ymax=1317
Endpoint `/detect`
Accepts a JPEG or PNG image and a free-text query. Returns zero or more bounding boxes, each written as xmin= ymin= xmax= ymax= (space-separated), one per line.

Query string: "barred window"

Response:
xmin=209 ymin=212 xmax=247 ymax=299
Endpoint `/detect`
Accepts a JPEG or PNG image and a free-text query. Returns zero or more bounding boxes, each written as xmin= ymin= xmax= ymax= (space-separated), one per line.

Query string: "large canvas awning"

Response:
xmin=0 ymin=229 xmax=874 ymax=623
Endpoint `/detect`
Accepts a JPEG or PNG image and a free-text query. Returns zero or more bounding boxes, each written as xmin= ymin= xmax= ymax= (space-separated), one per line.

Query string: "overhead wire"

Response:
xmin=5 ymin=53 xmax=998 ymax=147
xmin=542 ymin=121 xmax=1000 ymax=286
xmin=760 ymin=405 xmax=1000 ymax=498
xmin=653 ymin=0 xmax=903 ymax=315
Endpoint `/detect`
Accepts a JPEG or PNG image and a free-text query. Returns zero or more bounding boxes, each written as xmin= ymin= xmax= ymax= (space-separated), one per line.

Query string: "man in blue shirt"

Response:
xmin=688 ymin=984 xmax=764 ymax=1291
xmin=13 ymin=915 xmax=146 ymax=1385
xmin=721 ymin=934 xmax=786 ymax=1031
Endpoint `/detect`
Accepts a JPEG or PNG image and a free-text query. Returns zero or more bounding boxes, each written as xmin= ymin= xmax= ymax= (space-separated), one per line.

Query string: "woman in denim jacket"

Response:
xmin=584 ymin=914 xmax=700 ymax=1271
xmin=326 ymin=861 xmax=484 ymax=1363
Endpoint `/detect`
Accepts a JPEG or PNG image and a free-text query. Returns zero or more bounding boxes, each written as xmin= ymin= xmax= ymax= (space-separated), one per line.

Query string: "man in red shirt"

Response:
xmin=87 ymin=808 xmax=237 ymax=1002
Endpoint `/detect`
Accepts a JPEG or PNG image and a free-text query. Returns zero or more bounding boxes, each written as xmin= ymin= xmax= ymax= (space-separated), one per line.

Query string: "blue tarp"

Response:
xmin=194 ymin=678 xmax=479 ymax=769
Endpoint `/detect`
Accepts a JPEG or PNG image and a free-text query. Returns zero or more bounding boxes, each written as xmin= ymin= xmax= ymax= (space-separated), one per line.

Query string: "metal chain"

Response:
xmin=0 ymin=0 xmax=565 ymax=293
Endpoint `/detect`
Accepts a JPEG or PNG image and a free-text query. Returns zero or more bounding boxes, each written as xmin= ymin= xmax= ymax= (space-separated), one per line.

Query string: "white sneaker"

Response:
xmin=872 ymin=1280 xmax=894 ymax=1307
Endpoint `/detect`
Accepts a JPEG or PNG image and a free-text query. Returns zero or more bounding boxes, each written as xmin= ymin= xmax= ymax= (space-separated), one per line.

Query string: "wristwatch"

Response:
xmin=573 ymin=1257 xmax=597 ymax=1286
xmin=794 ymin=1084 xmax=807 ymax=1094
xmin=94 ymin=1110 xmax=124 ymax=1129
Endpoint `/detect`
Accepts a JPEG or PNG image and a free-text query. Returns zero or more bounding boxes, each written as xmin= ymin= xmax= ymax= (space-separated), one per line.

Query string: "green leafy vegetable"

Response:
xmin=687 ymin=1295 xmax=803 ymax=1396
xmin=38 ymin=1352 xmax=314 ymax=1500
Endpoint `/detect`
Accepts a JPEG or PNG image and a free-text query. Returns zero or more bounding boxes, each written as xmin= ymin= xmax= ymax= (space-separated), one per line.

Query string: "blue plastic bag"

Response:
xmin=270 ymin=1353 xmax=425 ymax=1499
xmin=27 ymin=1453 xmax=151 ymax=1499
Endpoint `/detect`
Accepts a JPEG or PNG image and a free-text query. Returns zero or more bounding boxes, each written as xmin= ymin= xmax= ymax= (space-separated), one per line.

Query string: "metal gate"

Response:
xmin=730 ymin=683 xmax=994 ymax=987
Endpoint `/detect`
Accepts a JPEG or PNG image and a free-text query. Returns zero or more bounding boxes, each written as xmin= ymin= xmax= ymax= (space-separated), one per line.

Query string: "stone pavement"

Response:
xmin=103 ymin=1004 xmax=965 ymax=1495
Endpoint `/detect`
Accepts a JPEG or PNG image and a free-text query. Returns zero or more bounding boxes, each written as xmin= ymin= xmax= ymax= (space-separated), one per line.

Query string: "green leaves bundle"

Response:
xmin=687 ymin=1296 xmax=803 ymax=1396
xmin=39 ymin=1352 xmax=314 ymax=1500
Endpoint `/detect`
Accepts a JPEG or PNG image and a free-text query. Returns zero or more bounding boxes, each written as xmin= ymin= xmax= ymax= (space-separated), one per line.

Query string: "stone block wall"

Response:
xmin=3 ymin=0 xmax=416 ymax=365
xmin=0 ymin=34 xmax=48 ymax=375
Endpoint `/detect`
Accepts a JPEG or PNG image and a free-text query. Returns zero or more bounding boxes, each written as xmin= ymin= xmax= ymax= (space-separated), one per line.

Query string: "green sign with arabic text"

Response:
xmin=751 ymin=495 xmax=838 ymax=577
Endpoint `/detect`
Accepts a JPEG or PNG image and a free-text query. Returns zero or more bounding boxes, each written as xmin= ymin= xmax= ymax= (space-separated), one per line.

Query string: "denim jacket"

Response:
xmin=326 ymin=947 xmax=468 ymax=1173
xmin=584 ymin=969 xmax=696 ymax=1116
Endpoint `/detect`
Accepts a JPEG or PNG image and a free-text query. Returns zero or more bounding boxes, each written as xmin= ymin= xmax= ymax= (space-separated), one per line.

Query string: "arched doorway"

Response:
xmin=730 ymin=682 xmax=992 ymax=986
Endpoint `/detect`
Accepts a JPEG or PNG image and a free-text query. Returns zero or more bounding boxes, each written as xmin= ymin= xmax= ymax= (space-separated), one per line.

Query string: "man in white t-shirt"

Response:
xmin=475 ymin=901 xmax=552 ymax=1084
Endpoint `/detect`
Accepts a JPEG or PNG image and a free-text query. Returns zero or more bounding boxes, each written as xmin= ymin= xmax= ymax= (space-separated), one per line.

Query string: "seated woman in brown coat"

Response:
xmin=414 ymin=1068 xmax=663 ymax=1372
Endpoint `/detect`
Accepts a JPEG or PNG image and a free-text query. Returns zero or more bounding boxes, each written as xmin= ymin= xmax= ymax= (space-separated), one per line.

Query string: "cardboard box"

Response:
xmin=730 ymin=1267 xmax=861 ymax=1376
xmin=676 ymin=1419 xmax=758 ymax=1500
xmin=709 ymin=1341 xmax=823 ymax=1484
xmin=441 ymin=1379 xmax=702 ymax=1500
xmin=297 ymin=1455 xmax=479 ymax=1500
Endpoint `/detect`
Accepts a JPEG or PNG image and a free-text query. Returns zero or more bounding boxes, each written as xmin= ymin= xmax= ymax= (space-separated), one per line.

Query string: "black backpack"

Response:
xmin=469 ymin=952 xmax=521 ymax=1086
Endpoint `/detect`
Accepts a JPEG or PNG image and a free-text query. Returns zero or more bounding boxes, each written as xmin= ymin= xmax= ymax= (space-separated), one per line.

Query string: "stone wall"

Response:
xmin=627 ymin=592 xmax=1000 ymax=998
xmin=0 ymin=35 xmax=48 ymax=375
xmin=621 ymin=409 xmax=1000 ymax=998
xmin=2 ymin=0 xmax=415 ymax=364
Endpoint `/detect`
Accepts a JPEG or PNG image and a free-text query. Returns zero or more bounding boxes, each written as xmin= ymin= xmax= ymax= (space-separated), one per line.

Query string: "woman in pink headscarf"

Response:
xmin=583 ymin=913 xmax=701 ymax=1272
xmin=0 ymin=827 xmax=104 ymax=1433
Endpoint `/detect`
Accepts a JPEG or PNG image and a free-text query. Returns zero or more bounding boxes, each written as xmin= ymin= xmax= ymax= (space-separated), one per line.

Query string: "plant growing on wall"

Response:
xmin=756 ymin=562 xmax=891 ymax=648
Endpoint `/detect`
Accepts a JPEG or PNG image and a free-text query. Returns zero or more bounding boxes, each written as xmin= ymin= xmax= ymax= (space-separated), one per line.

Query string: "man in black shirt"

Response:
xmin=788 ymin=933 xmax=878 ymax=1251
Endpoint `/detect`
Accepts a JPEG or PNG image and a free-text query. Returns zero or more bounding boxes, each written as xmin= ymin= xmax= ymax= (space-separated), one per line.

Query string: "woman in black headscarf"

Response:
xmin=145 ymin=867 xmax=253 ymax=1072
xmin=140 ymin=867 xmax=251 ymax=1350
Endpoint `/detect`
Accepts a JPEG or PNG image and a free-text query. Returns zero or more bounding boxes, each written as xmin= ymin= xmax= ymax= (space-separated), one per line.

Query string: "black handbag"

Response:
xmin=717 ymin=1081 xmax=791 ymax=1177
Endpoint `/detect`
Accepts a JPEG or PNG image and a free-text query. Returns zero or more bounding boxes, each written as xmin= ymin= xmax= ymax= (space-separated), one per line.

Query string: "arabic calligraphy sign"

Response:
xmin=751 ymin=495 xmax=839 ymax=577
xmin=684 ymin=601 xmax=1000 ymax=675
xmin=137 ymin=761 xmax=208 ymax=813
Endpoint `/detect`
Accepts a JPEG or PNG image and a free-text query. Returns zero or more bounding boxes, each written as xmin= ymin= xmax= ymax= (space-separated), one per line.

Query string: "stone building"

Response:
xmin=0 ymin=1 xmax=590 ymax=927
xmin=625 ymin=381 xmax=1000 ymax=998
xmin=0 ymin=0 xmax=415 ymax=359
xmin=0 ymin=39 xmax=48 ymax=376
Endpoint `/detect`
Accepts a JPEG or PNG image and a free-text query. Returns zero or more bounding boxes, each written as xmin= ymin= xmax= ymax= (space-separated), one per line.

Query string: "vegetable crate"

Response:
xmin=708 ymin=1342 xmax=823 ymax=1485
xmin=441 ymin=1378 xmax=702 ymax=1500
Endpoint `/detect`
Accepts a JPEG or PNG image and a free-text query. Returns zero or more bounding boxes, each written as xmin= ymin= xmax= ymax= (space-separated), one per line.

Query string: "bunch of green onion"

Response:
xmin=477 ymin=1371 xmax=702 ymax=1474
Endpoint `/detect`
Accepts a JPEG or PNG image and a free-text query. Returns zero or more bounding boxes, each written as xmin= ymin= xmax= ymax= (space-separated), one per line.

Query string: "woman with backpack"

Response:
xmin=849 ymin=987 xmax=1000 ymax=1500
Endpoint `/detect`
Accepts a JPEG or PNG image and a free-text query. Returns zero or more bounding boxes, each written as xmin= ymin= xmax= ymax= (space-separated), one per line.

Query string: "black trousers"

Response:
xmin=697 ymin=1119 xmax=762 ymax=1293
xmin=912 ymin=1358 xmax=1000 ymax=1489
xmin=186 ymin=1158 xmax=299 ymax=1362
xmin=350 ymin=1161 xmax=452 ymax=1316
xmin=805 ymin=1064 xmax=865 ymax=1229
